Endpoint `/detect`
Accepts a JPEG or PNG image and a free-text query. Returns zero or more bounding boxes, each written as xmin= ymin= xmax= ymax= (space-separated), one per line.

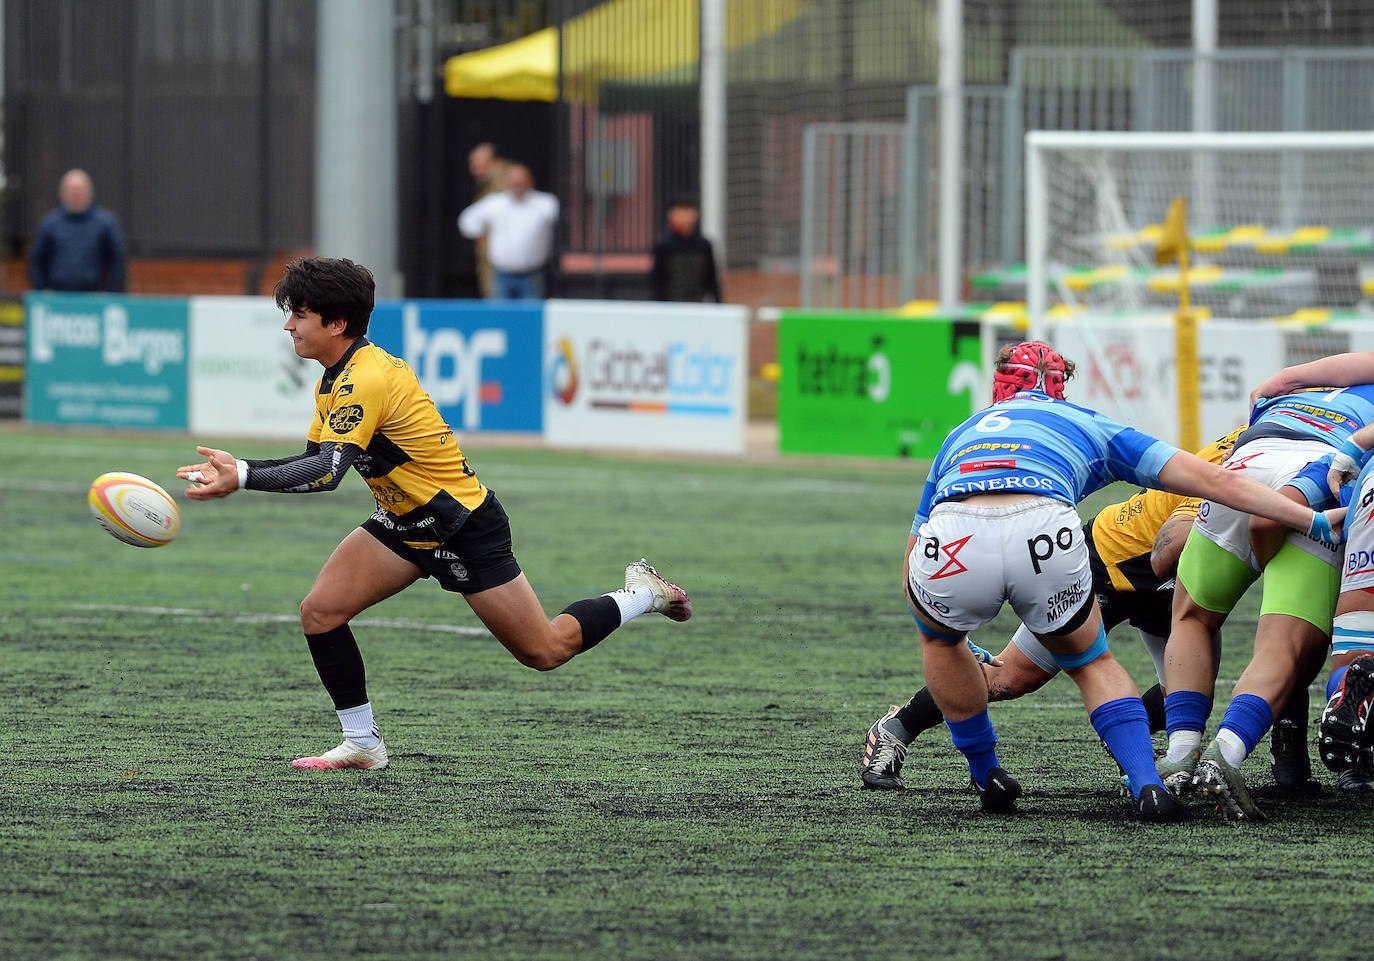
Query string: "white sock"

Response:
xmin=1216 ymin=728 xmax=1248 ymax=768
xmin=338 ymin=702 xmax=380 ymax=748
xmin=1165 ymin=730 xmax=1203 ymax=763
xmin=604 ymin=587 xmax=655 ymax=624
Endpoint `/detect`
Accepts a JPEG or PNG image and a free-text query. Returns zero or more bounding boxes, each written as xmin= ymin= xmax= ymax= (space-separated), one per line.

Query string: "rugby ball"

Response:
xmin=88 ymin=472 xmax=181 ymax=548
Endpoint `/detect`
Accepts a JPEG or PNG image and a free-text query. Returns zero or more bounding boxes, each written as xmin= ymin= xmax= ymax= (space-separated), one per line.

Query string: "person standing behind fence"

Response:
xmin=467 ymin=143 xmax=508 ymax=298
xmin=29 ymin=169 xmax=126 ymax=293
xmin=457 ymin=163 xmax=557 ymax=301
xmin=651 ymin=197 xmax=722 ymax=303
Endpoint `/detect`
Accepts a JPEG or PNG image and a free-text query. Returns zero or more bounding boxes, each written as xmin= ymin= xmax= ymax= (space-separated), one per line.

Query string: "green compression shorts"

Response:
xmin=1258 ymin=540 xmax=1339 ymax=635
xmin=1177 ymin=528 xmax=1338 ymax=632
xmin=1176 ymin=529 xmax=1258 ymax=615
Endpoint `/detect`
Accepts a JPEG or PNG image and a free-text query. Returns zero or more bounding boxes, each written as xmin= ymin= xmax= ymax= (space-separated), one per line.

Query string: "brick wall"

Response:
xmin=3 ymin=255 xmax=296 ymax=297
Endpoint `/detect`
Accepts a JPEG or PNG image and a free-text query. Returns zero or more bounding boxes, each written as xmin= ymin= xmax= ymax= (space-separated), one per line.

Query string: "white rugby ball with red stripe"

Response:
xmin=88 ymin=472 xmax=182 ymax=548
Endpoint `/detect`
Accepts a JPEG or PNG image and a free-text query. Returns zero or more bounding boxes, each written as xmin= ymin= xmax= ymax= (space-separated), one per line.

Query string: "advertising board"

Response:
xmin=542 ymin=300 xmax=749 ymax=455
xmin=25 ymin=293 xmax=188 ymax=429
xmin=778 ymin=311 xmax=983 ymax=458
xmin=1046 ymin=318 xmax=1282 ymax=446
xmin=0 ymin=296 xmax=23 ymax=419
xmin=369 ymin=300 xmax=543 ymax=433
xmin=189 ymin=297 xmax=319 ymax=438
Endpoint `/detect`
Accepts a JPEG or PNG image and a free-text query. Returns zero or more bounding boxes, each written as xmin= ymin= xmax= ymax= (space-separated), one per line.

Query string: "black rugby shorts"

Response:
xmin=362 ymin=491 xmax=522 ymax=594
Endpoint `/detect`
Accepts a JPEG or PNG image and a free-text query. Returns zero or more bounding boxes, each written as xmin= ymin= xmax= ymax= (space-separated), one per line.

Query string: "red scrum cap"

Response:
xmin=992 ymin=341 xmax=1069 ymax=402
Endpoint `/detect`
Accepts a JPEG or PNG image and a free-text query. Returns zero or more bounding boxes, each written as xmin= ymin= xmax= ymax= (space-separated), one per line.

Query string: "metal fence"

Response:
xmin=998 ymin=46 xmax=1374 ymax=263
xmin=4 ymin=0 xmax=317 ymax=259
xmin=799 ymin=123 xmax=906 ymax=309
xmin=801 ymin=45 xmax=1374 ymax=309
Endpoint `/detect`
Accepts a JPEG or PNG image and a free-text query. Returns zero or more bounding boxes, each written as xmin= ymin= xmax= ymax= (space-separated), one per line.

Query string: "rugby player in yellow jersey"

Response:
xmin=860 ymin=429 xmax=1243 ymax=792
xmin=175 ymin=257 xmax=690 ymax=770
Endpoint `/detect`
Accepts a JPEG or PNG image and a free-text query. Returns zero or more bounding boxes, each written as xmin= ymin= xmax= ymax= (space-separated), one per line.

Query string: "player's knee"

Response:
xmin=299 ymin=594 xmax=346 ymax=635
xmin=506 ymin=630 xmax=575 ymax=671
xmin=514 ymin=647 xmax=563 ymax=671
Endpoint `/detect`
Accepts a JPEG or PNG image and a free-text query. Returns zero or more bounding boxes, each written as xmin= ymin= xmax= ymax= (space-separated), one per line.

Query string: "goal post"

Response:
xmin=1024 ymin=130 xmax=1374 ymax=446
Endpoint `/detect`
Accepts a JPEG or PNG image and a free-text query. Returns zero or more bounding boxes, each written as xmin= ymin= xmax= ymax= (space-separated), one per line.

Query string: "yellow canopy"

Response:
xmin=444 ymin=0 xmax=807 ymax=102
xmin=445 ymin=27 xmax=560 ymax=102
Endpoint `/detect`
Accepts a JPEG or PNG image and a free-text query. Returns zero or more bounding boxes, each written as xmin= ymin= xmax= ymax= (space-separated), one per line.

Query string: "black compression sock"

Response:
xmin=305 ymin=624 xmax=368 ymax=710
xmin=561 ymin=596 xmax=622 ymax=652
xmin=894 ymin=687 xmax=946 ymax=737
xmin=1142 ymin=683 xmax=1167 ymax=734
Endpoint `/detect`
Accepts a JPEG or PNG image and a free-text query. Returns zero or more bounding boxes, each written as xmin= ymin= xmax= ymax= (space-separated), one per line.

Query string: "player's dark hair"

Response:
xmin=668 ymin=195 xmax=699 ymax=211
xmin=274 ymin=257 xmax=375 ymax=338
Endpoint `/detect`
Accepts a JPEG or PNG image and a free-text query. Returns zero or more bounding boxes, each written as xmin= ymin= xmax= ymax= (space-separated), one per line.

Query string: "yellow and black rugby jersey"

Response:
xmin=1087 ymin=427 xmax=1244 ymax=593
xmin=308 ymin=338 xmax=487 ymax=545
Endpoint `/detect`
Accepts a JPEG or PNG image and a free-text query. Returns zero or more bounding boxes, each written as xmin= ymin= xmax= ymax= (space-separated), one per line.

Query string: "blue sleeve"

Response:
xmin=912 ymin=474 xmax=938 ymax=533
xmin=1287 ymin=454 xmax=1337 ymax=509
xmin=1101 ymin=420 xmax=1181 ymax=488
xmin=101 ymin=211 xmax=127 ymax=292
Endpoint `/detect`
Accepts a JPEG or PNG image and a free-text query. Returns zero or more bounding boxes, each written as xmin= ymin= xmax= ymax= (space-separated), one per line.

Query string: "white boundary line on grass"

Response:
xmin=68 ymin=602 xmax=916 ymax=628
xmin=72 ymin=603 xmax=493 ymax=636
xmin=0 ymin=479 xmax=90 ymax=493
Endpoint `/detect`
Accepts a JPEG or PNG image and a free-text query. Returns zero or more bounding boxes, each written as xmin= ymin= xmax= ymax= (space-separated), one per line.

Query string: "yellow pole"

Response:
xmin=1175 ymin=244 xmax=1200 ymax=453
xmin=1159 ymin=196 xmax=1199 ymax=452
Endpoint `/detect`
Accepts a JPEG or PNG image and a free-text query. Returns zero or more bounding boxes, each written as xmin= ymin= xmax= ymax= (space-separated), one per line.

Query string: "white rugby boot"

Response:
xmin=291 ymin=736 xmax=389 ymax=770
xmin=625 ymin=559 xmax=692 ymax=622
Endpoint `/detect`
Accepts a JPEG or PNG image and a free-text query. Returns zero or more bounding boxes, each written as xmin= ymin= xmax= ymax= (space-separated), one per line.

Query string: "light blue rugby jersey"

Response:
xmin=1248 ymin=384 xmax=1374 ymax=446
xmin=1289 ymin=451 xmax=1359 ymax=511
xmin=911 ymin=391 xmax=1180 ymax=532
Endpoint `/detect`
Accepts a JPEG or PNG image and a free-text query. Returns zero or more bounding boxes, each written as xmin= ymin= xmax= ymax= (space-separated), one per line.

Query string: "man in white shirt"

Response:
xmin=457 ymin=164 xmax=559 ymax=300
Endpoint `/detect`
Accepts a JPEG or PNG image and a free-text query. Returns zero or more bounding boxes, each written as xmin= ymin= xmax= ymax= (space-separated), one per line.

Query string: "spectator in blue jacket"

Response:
xmin=29 ymin=169 xmax=127 ymax=292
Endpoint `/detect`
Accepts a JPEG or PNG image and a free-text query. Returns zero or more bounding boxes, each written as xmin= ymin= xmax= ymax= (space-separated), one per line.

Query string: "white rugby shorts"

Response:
xmin=1190 ymin=436 xmax=1338 ymax=570
xmin=1342 ymin=470 xmax=1374 ymax=593
xmin=909 ymin=496 xmax=1092 ymax=635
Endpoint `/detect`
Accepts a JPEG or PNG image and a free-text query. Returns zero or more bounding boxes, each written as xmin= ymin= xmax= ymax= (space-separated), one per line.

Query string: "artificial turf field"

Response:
xmin=3 ymin=424 xmax=1372 ymax=961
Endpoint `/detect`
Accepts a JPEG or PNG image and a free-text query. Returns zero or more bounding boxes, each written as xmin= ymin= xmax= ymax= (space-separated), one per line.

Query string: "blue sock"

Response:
xmin=1328 ymin=665 xmax=1351 ymax=701
xmin=1164 ymin=689 xmax=1212 ymax=737
xmin=946 ymin=710 xmax=1000 ymax=788
xmin=1218 ymin=693 xmax=1275 ymax=755
xmin=1091 ymin=697 xmax=1162 ymax=798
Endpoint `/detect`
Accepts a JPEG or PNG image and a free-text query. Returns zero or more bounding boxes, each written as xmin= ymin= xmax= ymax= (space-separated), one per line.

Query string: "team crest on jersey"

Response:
xmin=338 ymin=383 xmax=354 ymax=397
xmin=329 ymin=404 xmax=365 ymax=433
xmin=450 ymin=563 xmax=469 ymax=581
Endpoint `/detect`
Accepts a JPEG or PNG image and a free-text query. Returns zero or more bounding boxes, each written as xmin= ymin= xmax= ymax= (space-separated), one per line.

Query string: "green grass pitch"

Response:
xmin=2 ymin=425 xmax=1371 ymax=961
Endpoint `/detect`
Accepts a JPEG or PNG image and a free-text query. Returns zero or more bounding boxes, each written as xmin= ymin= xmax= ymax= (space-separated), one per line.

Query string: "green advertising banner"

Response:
xmin=778 ymin=311 xmax=983 ymax=459
xmin=25 ymin=293 xmax=189 ymax=430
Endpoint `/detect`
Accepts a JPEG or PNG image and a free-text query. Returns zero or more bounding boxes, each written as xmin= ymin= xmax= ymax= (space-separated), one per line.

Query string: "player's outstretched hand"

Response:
xmin=177 ymin=446 xmax=241 ymax=500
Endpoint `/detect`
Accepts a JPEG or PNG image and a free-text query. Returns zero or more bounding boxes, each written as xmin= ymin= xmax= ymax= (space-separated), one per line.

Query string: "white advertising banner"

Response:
xmin=543 ymin=300 xmax=749 ymax=455
xmin=1048 ymin=317 xmax=1282 ymax=447
xmin=188 ymin=296 xmax=319 ymax=438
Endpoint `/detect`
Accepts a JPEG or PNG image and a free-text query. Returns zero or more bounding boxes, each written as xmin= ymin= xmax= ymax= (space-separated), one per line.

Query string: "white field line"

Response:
xmin=0 ymin=478 xmax=89 ymax=493
xmin=2 ymin=468 xmax=907 ymax=500
xmin=71 ymin=603 xmax=492 ymax=636
xmin=66 ymin=603 xmax=915 ymax=629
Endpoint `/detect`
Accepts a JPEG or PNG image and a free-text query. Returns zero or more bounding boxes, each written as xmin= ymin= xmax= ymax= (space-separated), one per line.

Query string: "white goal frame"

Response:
xmin=1024 ymin=130 xmax=1374 ymax=341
